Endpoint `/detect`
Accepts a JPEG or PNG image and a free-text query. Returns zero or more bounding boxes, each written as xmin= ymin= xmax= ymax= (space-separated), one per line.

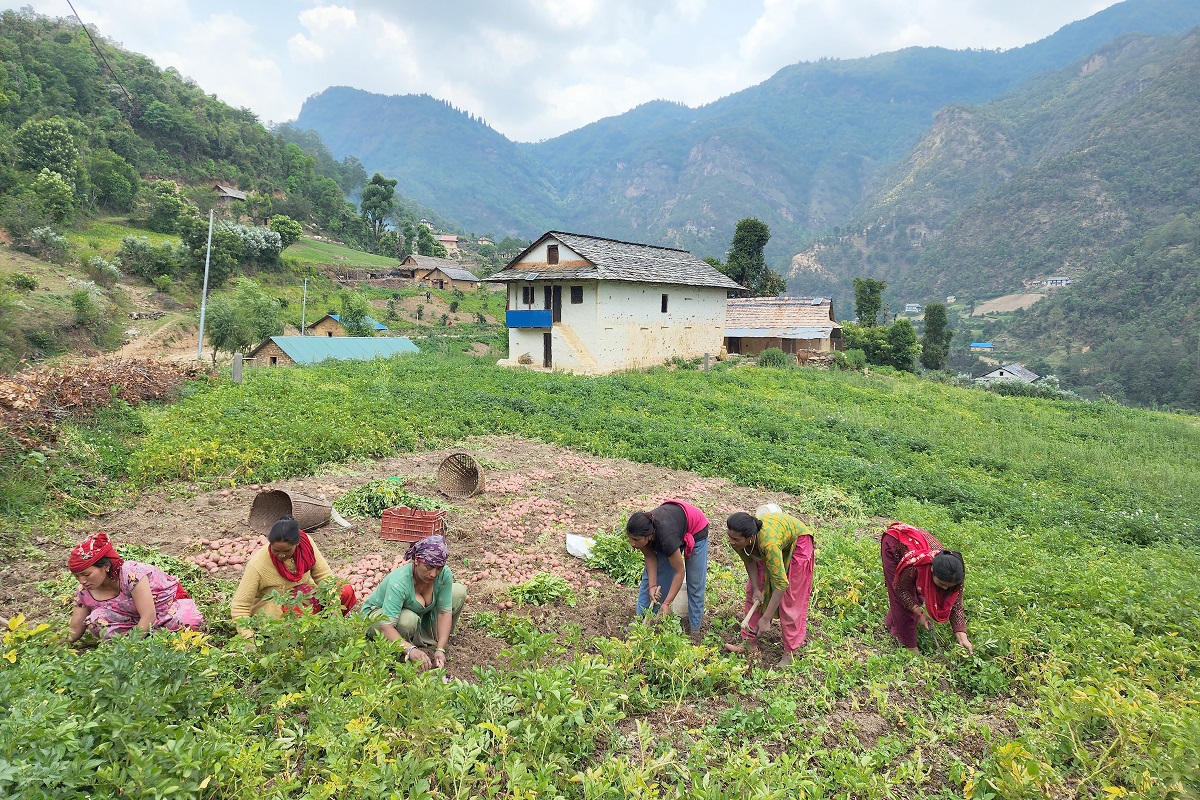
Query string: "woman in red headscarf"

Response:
xmin=67 ymin=532 xmax=205 ymax=641
xmin=231 ymin=516 xmax=356 ymax=638
xmin=881 ymin=522 xmax=973 ymax=655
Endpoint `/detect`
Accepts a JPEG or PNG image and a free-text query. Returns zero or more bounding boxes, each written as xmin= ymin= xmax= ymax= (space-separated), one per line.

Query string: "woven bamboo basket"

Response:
xmin=436 ymin=452 xmax=485 ymax=499
xmin=248 ymin=489 xmax=332 ymax=533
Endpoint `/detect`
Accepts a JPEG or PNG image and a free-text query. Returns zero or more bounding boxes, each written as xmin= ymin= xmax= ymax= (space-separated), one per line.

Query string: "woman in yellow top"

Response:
xmin=231 ymin=516 xmax=355 ymax=637
xmin=725 ymin=508 xmax=815 ymax=667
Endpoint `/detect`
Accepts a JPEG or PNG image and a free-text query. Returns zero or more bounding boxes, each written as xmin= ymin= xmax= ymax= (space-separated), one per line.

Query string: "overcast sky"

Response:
xmin=24 ymin=0 xmax=1119 ymax=142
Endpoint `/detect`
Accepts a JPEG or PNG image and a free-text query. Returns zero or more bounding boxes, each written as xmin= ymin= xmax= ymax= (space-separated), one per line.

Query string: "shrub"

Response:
xmin=151 ymin=274 xmax=173 ymax=293
xmin=833 ymin=348 xmax=868 ymax=371
xmin=27 ymin=226 xmax=68 ymax=262
xmin=8 ymin=273 xmax=37 ymax=292
xmin=84 ymin=256 xmax=121 ymax=287
xmin=757 ymin=347 xmax=792 ymax=368
xmin=118 ymin=236 xmax=183 ymax=281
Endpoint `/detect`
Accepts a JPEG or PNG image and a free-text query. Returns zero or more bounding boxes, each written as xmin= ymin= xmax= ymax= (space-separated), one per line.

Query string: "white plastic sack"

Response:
xmin=756 ymin=503 xmax=783 ymax=517
xmin=565 ymin=533 xmax=594 ymax=559
xmin=670 ymin=580 xmax=689 ymax=617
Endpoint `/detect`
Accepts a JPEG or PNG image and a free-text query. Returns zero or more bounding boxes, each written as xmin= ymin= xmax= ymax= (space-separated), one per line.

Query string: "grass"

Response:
xmin=284 ymin=237 xmax=403 ymax=268
xmin=4 ymin=349 xmax=1199 ymax=798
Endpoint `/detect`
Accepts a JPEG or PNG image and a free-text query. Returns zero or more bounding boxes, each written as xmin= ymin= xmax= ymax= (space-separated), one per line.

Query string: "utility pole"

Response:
xmin=196 ymin=209 xmax=214 ymax=360
xmin=301 ymin=277 xmax=308 ymax=335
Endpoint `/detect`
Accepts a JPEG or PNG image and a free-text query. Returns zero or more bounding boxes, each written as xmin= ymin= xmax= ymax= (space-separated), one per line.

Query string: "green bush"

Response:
xmin=757 ymin=347 xmax=792 ymax=367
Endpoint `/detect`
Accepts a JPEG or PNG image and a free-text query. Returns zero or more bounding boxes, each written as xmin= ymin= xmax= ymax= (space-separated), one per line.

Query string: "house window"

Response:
xmin=269 ymin=356 xmax=278 ymax=366
xmin=547 ymin=244 xmax=559 ymax=265
xmin=326 ymin=331 xmax=334 ymax=337
xmin=661 ymin=294 xmax=669 ymax=313
xmin=522 ymin=286 xmax=535 ymax=305
xmin=570 ymin=286 xmax=583 ymax=304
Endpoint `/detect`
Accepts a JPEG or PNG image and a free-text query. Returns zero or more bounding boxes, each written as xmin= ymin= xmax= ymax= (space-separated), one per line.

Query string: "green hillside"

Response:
xmin=795 ymin=28 xmax=1200 ymax=410
xmin=2 ymin=356 xmax=1197 ymax=797
xmin=295 ymin=0 xmax=1200 ymax=264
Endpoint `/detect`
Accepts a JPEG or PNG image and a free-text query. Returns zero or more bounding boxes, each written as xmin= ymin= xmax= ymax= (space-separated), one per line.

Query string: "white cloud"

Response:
xmin=32 ymin=0 xmax=1130 ymax=140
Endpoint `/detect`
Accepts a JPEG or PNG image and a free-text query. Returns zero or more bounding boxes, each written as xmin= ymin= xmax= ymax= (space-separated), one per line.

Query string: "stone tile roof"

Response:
xmin=724 ymin=297 xmax=840 ymax=337
xmin=978 ymin=363 xmax=1040 ymax=383
xmin=419 ymin=265 xmax=480 ymax=282
xmin=213 ymin=184 xmax=247 ymax=200
xmin=487 ymin=231 xmax=743 ymax=290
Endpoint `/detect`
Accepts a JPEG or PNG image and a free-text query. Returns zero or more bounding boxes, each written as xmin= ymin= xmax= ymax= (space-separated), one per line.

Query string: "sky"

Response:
xmin=23 ymin=0 xmax=1120 ymax=143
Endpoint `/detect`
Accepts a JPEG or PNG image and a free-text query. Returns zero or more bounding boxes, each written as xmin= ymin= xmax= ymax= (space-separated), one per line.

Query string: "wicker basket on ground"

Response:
xmin=248 ymin=489 xmax=332 ymax=533
xmin=436 ymin=452 xmax=485 ymax=499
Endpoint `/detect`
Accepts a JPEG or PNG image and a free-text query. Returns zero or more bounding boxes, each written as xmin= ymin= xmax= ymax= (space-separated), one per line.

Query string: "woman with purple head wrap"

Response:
xmin=360 ymin=535 xmax=468 ymax=671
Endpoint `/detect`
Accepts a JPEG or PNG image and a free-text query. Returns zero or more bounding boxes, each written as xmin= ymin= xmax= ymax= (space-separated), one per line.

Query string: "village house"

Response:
xmin=1045 ymin=276 xmax=1072 ymax=288
xmin=307 ymin=313 xmax=388 ymax=337
xmin=970 ymin=342 xmax=995 ymax=352
xmin=398 ymin=254 xmax=458 ymax=282
xmin=212 ymin=184 xmax=246 ymax=208
xmin=904 ymin=303 xmax=923 ymax=314
xmin=976 ymin=363 xmax=1040 ymax=384
xmin=724 ymin=296 xmax=843 ymax=357
xmin=486 ymin=231 xmax=743 ymax=374
xmin=436 ymin=234 xmax=460 ymax=254
xmin=416 ymin=263 xmax=481 ymax=291
xmin=246 ymin=336 xmax=418 ymax=367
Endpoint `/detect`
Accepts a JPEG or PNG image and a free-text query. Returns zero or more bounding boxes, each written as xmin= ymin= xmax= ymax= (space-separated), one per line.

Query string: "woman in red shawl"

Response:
xmin=231 ymin=516 xmax=356 ymax=638
xmin=68 ymin=532 xmax=205 ymax=641
xmin=881 ymin=522 xmax=973 ymax=655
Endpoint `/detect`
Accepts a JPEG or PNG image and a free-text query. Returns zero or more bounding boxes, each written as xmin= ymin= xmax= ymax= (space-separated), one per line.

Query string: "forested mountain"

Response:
xmin=795 ymin=27 xmax=1200 ymax=409
xmin=295 ymin=0 xmax=1200 ymax=263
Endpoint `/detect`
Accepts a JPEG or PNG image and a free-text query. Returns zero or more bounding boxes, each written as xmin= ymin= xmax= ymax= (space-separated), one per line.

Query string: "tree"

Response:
xmin=144 ymin=180 xmax=196 ymax=234
xmin=205 ymin=279 xmax=282 ymax=364
xmin=269 ymin=215 xmax=304 ymax=250
xmin=360 ymin=173 xmax=397 ymax=247
xmin=853 ymin=277 xmax=887 ymax=326
xmin=886 ymin=318 xmax=919 ymax=371
xmin=920 ymin=302 xmax=953 ymax=370
xmin=14 ymin=117 xmax=78 ymax=184
xmin=180 ymin=216 xmax=240 ymax=287
xmin=337 ymin=291 xmax=374 ymax=336
xmin=28 ymin=168 xmax=74 ymax=223
xmin=87 ymin=150 xmax=138 ymax=210
xmin=722 ymin=218 xmax=786 ymax=296
xmin=416 ymin=226 xmax=447 ymax=257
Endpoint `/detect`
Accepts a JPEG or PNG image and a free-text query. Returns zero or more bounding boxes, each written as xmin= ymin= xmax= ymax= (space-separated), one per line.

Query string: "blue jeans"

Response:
xmin=636 ymin=536 xmax=709 ymax=631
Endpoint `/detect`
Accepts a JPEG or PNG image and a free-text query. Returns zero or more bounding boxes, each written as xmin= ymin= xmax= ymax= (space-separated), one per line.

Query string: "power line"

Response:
xmin=64 ymin=0 xmax=137 ymax=113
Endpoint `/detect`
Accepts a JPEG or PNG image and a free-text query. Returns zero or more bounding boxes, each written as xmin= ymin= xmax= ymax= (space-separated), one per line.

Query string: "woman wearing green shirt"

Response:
xmin=725 ymin=509 xmax=815 ymax=667
xmin=361 ymin=535 xmax=467 ymax=671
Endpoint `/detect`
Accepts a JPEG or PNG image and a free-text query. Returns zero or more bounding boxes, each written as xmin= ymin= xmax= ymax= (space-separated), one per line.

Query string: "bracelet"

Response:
xmin=405 ymin=645 xmax=417 ymax=660
xmin=435 ymin=647 xmax=446 ymax=653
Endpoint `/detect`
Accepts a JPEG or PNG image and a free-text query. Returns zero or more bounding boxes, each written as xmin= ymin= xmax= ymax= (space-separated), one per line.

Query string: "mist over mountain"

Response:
xmin=295 ymin=0 xmax=1200 ymax=266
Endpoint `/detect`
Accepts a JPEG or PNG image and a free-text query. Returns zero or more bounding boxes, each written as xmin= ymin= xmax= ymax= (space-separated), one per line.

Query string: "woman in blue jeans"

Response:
xmin=625 ymin=499 xmax=710 ymax=635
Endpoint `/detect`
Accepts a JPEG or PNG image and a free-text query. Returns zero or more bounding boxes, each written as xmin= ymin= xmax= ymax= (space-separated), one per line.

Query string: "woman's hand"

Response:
xmin=755 ymin=616 xmax=772 ymax=638
xmin=433 ymin=649 xmax=447 ymax=669
xmin=956 ymin=631 xmax=974 ymax=655
xmin=407 ymin=646 xmax=433 ymax=671
xmin=914 ymin=607 xmax=934 ymax=630
xmin=648 ymin=584 xmax=662 ymax=604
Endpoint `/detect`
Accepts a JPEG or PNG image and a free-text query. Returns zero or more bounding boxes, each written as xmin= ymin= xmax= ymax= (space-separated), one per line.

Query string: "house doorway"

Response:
xmin=542 ymin=332 xmax=552 ymax=368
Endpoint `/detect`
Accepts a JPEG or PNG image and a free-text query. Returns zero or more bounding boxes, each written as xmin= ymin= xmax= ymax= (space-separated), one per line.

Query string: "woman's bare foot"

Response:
xmin=723 ymin=642 xmax=747 ymax=653
xmin=775 ymin=650 xmax=794 ymax=668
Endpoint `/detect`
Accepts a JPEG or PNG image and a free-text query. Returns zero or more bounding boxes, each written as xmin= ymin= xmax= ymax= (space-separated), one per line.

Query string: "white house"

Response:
xmin=486 ymin=231 xmax=743 ymax=374
xmin=904 ymin=303 xmax=923 ymax=314
xmin=977 ymin=363 xmax=1040 ymax=384
xmin=1045 ymin=276 xmax=1071 ymax=288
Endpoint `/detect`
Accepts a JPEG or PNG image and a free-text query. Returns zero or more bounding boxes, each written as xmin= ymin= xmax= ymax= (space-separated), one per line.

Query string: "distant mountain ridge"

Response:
xmin=295 ymin=0 xmax=1200 ymax=265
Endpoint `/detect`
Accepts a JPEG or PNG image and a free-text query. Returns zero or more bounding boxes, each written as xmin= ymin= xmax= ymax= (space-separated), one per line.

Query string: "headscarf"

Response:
xmin=887 ymin=522 xmax=963 ymax=623
xmin=405 ymin=534 xmax=449 ymax=568
xmin=68 ymin=532 xmax=124 ymax=575
xmin=269 ymin=531 xmax=317 ymax=582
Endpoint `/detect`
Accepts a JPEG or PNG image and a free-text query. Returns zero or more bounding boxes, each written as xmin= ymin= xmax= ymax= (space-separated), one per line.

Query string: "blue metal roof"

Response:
xmin=256 ymin=336 xmax=419 ymax=365
xmin=330 ymin=314 xmax=388 ymax=331
xmin=970 ymin=342 xmax=994 ymax=348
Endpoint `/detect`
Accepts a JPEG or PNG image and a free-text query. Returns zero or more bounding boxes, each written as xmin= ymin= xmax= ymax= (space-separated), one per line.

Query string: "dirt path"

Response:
xmin=8 ymin=435 xmax=816 ymax=675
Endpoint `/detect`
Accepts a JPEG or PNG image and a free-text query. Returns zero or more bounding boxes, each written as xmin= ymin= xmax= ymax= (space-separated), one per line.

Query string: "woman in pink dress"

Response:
xmin=67 ymin=532 xmax=205 ymax=641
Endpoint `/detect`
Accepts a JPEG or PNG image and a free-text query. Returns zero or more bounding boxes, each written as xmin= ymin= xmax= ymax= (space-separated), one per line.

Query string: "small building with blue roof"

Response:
xmin=247 ymin=336 xmax=418 ymax=367
xmin=309 ymin=313 xmax=388 ymax=337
